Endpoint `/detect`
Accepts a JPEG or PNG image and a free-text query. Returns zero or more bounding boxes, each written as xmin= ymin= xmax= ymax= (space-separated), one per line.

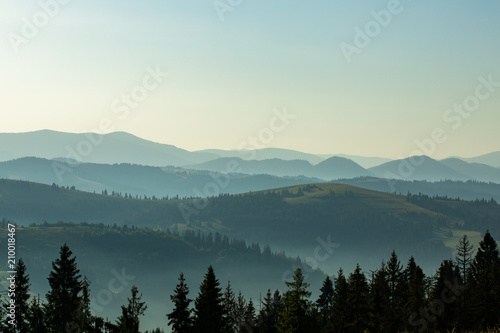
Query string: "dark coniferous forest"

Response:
xmin=2 ymin=229 xmax=499 ymax=332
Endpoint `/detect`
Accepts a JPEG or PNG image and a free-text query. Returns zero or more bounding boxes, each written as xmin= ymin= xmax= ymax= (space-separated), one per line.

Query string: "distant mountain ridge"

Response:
xmin=370 ymin=156 xmax=500 ymax=184
xmin=459 ymin=151 xmax=500 ymax=168
xmin=186 ymin=156 xmax=372 ymax=180
xmin=0 ymin=157 xmax=322 ymax=198
xmin=0 ymin=130 xmax=217 ymax=166
xmin=320 ymin=154 xmax=392 ymax=168
xmin=369 ymin=156 xmax=469 ymax=181
xmin=195 ymin=148 xmax=325 ymax=165
xmin=1 ymin=130 xmax=500 ymax=184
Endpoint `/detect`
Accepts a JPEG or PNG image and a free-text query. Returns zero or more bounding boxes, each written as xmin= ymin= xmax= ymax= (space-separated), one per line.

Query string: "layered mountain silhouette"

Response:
xmin=187 ymin=156 xmax=371 ymax=180
xmin=0 ymin=157 xmax=321 ymax=198
xmin=460 ymin=151 xmax=500 ymax=168
xmin=369 ymin=156 xmax=500 ymax=183
xmin=1 ymin=130 xmax=500 ymax=186
xmin=195 ymin=147 xmax=325 ymax=165
xmin=440 ymin=158 xmax=500 ymax=183
xmin=0 ymin=130 xmax=217 ymax=166
xmin=2 ymin=179 xmax=499 ymax=274
xmin=369 ymin=156 xmax=469 ymax=181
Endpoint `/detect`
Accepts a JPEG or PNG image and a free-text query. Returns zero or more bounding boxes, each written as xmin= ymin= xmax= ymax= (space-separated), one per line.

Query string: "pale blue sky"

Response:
xmin=1 ymin=0 xmax=499 ymax=158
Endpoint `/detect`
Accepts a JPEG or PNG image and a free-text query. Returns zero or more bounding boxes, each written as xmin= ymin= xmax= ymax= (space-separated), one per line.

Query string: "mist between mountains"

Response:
xmin=51 ymin=64 xmax=168 ymax=182
xmin=178 ymin=106 xmax=295 ymax=226
xmin=281 ymin=235 xmax=340 ymax=283
xmin=385 ymin=73 xmax=500 ymax=192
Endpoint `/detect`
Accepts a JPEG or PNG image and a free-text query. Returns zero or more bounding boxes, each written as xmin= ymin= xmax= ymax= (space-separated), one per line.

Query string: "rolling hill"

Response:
xmin=2 ymin=179 xmax=499 ymax=275
xmin=0 ymin=157 xmax=321 ymax=198
xmin=334 ymin=177 xmax=500 ymax=202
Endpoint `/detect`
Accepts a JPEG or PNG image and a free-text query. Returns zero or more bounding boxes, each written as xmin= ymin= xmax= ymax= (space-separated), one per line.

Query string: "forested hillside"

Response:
xmin=0 ymin=221 xmax=324 ymax=331
xmin=2 ymin=179 xmax=500 ymax=274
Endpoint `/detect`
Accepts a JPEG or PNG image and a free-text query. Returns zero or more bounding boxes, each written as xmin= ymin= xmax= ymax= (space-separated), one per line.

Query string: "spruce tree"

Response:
xmin=456 ymin=234 xmax=474 ymax=284
xmin=241 ymin=299 xmax=256 ymax=332
xmin=234 ymin=291 xmax=247 ymax=331
xmin=455 ymin=235 xmax=474 ymax=328
xmin=468 ymin=231 xmax=500 ymax=330
xmin=44 ymin=243 xmax=83 ymax=332
xmin=368 ymin=262 xmax=391 ymax=332
xmin=276 ymin=267 xmax=313 ymax=333
xmin=403 ymin=257 xmax=426 ymax=332
xmin=116 ymin=285 xmax=147 ymax=333
xmin=27 ymin=296 xmax=47 ymax=333
xmin=193 ymin=265 xmax=224 ymax=333
xmin=257 ymin=289 xmax=279 ymax=333
xmin=345 ymin=264 xmax=369 ymax=333
xmin=167 ymin=273 xmax=193 ymax=333
xmin=386 ymin=250 xmax=405 ymax=332
xmin=79 ymin=276 xmax=98 ymax=332
xmin=328 ymin=268 xmax=348 ymax=332
xmin=316 ymin=276 xmax=333 ymax=328
xmin=431 ymin=260 xmax=461 ymax=332
xmin=9 ymin=258 xmax=31 ymax=333
xmin=221 ymin=282 xmax=237 ymax=333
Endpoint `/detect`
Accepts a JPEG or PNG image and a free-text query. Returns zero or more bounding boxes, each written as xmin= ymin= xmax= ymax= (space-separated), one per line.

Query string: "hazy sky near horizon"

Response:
xmin=1 ymin=0 xmax=499 ymax=158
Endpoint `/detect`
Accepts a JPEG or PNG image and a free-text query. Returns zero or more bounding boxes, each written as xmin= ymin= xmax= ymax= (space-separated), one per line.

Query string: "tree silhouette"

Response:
xmin=456 ymin=234 xmax=474 ymax=284
xmin=346 ymin=264 xmax=369 ymax=332
xmin=277 ymin=267 xmax=313 ymax=333
xmin=116 ymin=285 xmax=147 ymax=333
xmin=44 ymin=244 xmax=83 ymax=332
xmin=12 ymin=258 xmax=31 ymax=332
xmin=193 ymin=266 xmax=224 ymax=333
xmin=328 ymin=268 xmax=348 ymax=332
xmin=455 ymin=234 xmax=474 ymax=328
xmin=221 ymin=281 xmax=237 ymax=333
xmin=167 ymin=273 xmax=193 ymax=333
xmin=316 ymin=276 xmax=333 ymax=328
xmin=469 ymin=231 xmax=500 ymax=329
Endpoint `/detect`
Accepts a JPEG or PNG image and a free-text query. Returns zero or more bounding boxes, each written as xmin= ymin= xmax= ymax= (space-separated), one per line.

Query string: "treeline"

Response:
xmin=197 ymin=190 xmax=450 ymax=262
xmin=335 ymin=177 xmax=500 ymax=204
xmin=167 ymin=231 xmax=500 ymax=333
xmin=1 ymin=244 xmax=161 ymax=333
xmin=406 ymin=192 xmax=500 ymax=237
xmin=3 ymin=231 xmax=499 ymax=332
